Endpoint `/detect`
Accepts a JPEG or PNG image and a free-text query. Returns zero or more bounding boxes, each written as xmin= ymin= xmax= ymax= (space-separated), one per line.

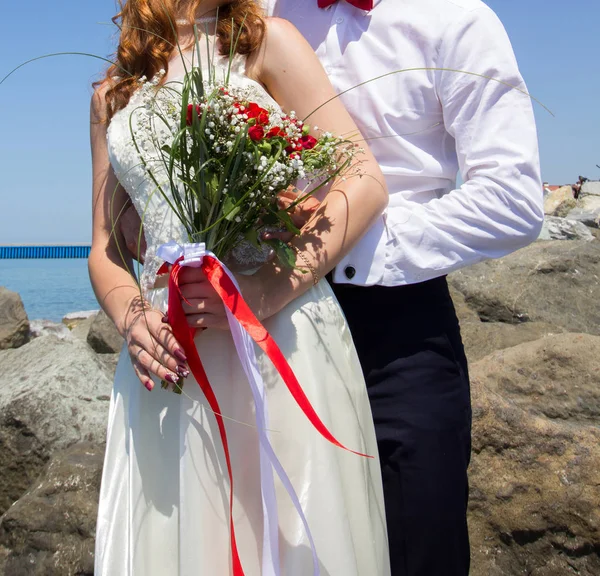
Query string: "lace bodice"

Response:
xmin=106 ymin=44 xmax=280 ymax=295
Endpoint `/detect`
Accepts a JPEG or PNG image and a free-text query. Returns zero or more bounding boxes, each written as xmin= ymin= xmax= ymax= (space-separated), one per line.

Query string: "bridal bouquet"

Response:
xmin=131 ymin=65 xmax=359 ymax=269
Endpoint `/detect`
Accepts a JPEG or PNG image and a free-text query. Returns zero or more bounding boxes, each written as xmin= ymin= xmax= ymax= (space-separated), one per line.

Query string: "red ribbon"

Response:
xmin=162 ymin=258 xmax=245 ymax=575
xmin=160 ymin=254 xmax=372 ymax=574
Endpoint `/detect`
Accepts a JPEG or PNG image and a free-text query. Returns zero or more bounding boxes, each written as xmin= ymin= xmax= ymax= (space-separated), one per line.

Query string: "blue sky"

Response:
xmin=0 ymin=0 xmax=598 ymax=244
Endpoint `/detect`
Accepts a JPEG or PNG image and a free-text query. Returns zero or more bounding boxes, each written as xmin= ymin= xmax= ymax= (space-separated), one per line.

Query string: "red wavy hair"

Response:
xmin=97 ymin=0 xmax=266 ymax=120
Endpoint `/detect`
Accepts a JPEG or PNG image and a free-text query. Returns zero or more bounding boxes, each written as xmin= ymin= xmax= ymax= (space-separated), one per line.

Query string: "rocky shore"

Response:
xmin=1 ymin=218 xmax=599 ymax=574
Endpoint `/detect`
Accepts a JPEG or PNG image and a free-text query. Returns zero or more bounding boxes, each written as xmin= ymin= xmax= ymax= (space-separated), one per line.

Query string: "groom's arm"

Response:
xmin=120 ymin=204 xmax=147 ymax=264
xmin=384 ymin=7 xmax=543 ymax=283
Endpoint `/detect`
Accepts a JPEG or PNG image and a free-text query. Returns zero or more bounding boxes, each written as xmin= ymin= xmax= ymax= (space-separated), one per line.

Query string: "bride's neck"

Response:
xmin=176 ymin=0 xmax=228 ymax=21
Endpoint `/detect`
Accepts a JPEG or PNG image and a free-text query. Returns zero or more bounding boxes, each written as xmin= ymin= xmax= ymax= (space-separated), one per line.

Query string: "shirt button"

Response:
xmin=345 ymin=266 xmax=356 ymax=279
xmin=336 ymin=17 xmax=344 ymax=24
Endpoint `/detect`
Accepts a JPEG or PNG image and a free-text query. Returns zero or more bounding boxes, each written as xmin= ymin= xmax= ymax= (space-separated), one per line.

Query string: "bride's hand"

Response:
xmin=176 ymin=266 xmax=276 ymax=330
xmin=262 ymin=188 xmax=320 ymax=243
xmin=122 ymin=301 xmax=190 ymax=391
xmin=178 ymin=267 xmax=229 ymax=330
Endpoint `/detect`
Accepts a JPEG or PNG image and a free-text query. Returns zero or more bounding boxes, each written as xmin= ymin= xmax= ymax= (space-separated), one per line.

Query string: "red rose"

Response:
xmin=246 ymin=102 xmax=270 ymax=126
xmin=248 ymin=125 xmax=265 ymax=141
xmin=300 ymin=135 xmax=318 ymax=150
xmin=266 ymin=127 xmax=283 ymax=138
xmin=258 ymin=110 xmax=270 ymax=125
xmin=186 ymin=103 xmax=202 ymax=126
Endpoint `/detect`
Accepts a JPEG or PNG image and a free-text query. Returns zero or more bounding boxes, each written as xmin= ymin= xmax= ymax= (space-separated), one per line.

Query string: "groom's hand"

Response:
xmin=120 ymin=204 xmax=147 ymax=264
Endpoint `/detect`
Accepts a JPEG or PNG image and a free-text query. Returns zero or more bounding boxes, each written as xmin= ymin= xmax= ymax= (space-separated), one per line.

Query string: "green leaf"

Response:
xmin=244 ymin=228 xmax=260 ymax=248
xmin=277 ymin=209 xmax=301 ymax=235
xmin=272 ymin=240 xmax=297 ymax=269
xmin=223 ymin=195 xmax=241 ymax=221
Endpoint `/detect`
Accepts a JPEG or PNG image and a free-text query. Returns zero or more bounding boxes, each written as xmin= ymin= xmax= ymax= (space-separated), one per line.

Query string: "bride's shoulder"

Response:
xmin=91 ymin=80 xmax=112 ymax=124
xmin=262 ymin=16 xmax=306 ymax=49
xmin=248 ymin=17 xmax=312 ymax=84
xmin=252 ymin=17 xmax=315 ymax=77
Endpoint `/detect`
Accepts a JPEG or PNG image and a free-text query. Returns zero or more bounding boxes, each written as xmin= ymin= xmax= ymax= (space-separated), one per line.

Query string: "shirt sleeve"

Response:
xmin=383 ymin=6 xmax=544 ymax=284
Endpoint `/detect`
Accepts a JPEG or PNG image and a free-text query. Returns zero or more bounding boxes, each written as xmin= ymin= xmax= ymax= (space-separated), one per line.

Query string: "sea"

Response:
xmin=0 ymin=259 xmax=99 ymax=323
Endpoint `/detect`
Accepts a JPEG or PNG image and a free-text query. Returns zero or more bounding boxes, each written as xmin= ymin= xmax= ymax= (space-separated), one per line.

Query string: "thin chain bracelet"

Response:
xmin=288 ymin=243 xmax=320 ymax=286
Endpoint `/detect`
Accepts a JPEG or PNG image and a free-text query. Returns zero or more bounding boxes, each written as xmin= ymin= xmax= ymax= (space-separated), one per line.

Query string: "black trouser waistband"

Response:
xmin=328 ymin=275 xmax=463 ymax=374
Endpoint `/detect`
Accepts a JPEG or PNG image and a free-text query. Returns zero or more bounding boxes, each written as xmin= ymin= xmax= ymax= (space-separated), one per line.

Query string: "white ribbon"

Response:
xmin=157 ymin=241 xmax=320 ymax=576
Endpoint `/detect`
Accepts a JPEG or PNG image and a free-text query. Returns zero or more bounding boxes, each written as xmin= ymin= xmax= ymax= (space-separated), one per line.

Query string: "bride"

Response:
xmin=89 ymin=0 xmax=390 ymax=574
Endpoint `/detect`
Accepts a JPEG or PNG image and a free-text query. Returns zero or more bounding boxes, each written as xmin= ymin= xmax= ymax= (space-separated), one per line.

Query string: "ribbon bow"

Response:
xmin=318 ymin=0 xmax=374 ymax=10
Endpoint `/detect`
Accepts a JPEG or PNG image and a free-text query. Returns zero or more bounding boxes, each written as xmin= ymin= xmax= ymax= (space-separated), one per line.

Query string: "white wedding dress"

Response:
xmin=95 ymin=44 xmax=390 ymax=576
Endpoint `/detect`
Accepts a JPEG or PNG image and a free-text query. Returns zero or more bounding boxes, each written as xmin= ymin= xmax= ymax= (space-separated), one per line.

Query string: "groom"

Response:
xmin=265 ymin=1 xmax=542 ymax=574
xmin=262 ymin=1 xmax=542 ymax=574
xmin=122 ymin=1 xmax=543 ymax=573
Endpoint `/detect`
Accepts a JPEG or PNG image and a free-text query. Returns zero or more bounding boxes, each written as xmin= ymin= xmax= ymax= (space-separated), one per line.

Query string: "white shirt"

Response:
xmin=265 ymin=0 xmax=544 ymax=286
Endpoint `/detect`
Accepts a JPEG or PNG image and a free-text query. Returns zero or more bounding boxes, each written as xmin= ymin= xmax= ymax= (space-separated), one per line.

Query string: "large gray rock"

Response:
xmin=0 ymin=336 xmax=112 ymax=515
xmin=469 ymin=374 xmax=600 ymax=576
xmin=448 ymin=284 xmax=480 ymax=325
xmin=449 ymin=240 xmax=600 ymax=335
xmin=469 ymin=333 xmax=600 ymax=574
xmin=0 ymin=288 xmax=29 ymax=350
xmin=538 ymin=216 xmax=595 ymax=241
xmin=0 ymin=442 xmax=103 ymax=576
xmin=581 ymin=180 xmax=600 ymax=197
xmin=471 ymin=332 xmax=600 ymax=425
xmin=450 ymin=282 xmax=566 ymax=362
xmin=459 ymin=321 xmax=563 ymax=363
xmin=87 ymin=310 xmax=124 ymax=354
xmin=566 ymin=195 xmax=600 ymax=228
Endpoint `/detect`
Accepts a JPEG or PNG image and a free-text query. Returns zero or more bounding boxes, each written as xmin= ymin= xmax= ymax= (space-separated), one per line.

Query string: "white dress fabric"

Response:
xmin=95 ymin=46 xmax=390 ymax=576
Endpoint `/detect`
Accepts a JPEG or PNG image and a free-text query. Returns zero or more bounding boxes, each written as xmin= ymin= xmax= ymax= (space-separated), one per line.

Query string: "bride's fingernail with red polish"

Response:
xmin=165 ymin=373 xmax=178 ymax=384
xmin=174 ymin=349 xmax=187 ymax=362
xmin=145 ymin=380 xmax=154 ymax=391
xmin=176 ymin=365 xmax=190 ymax=378
xmin=161 ymin=315 xmax=169 ymax=324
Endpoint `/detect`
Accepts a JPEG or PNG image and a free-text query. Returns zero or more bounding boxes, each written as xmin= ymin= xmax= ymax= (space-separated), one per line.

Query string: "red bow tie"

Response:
xmin=318 ymin=0 xmax=374 ymax=10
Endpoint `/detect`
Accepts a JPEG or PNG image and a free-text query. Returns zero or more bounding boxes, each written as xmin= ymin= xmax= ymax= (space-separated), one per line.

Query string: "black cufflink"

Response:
xmin=344 ymin=266 xmax=356 ymax=279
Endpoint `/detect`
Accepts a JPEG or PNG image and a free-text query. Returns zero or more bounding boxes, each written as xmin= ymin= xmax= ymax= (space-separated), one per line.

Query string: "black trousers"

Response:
xmin=330 ymin=276 xmax=472 ymax=576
